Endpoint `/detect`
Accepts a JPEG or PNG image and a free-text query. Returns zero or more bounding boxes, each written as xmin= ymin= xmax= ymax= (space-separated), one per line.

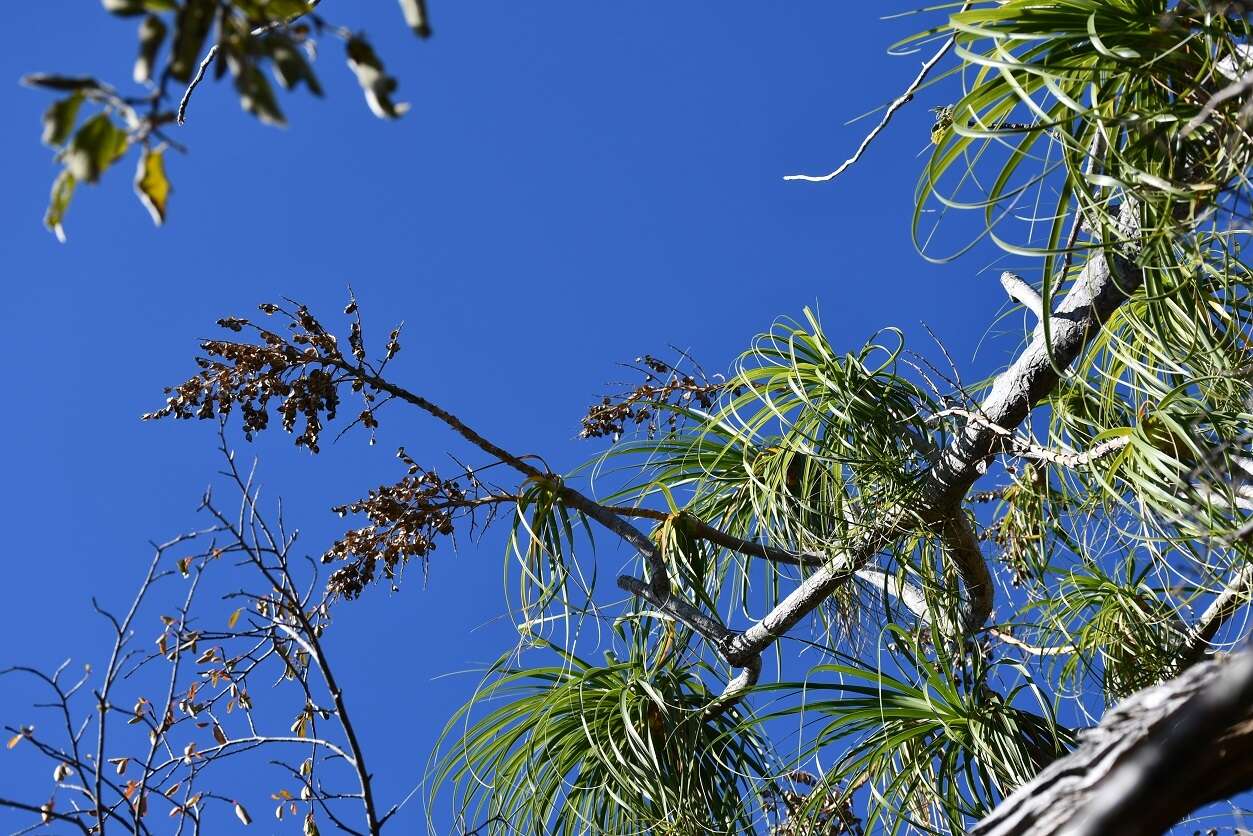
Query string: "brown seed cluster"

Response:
xmin=580 ymin=355 xmax=724 ymax=441
xmin=323 ymin=449 xmax=471 ymax=599
xmin=764 ymin=771 xmax=863 ymax=836
xmin=142 ymin=303 xmax=393 ymax=454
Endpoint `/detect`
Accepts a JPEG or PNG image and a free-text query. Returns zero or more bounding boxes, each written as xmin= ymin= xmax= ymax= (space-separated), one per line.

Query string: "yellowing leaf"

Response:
xmin=226 ymin=607 xmax=243 ymax=629
xmin=44 ymin=170 xmax=76 ymax=243
xmin=6 ymin=733 xmax=23 ymax=750
xmin=134 ymin=146 xmax=170 ymax=226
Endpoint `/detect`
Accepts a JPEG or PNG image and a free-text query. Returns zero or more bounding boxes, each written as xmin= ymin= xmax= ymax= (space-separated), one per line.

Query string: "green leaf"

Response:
xmin=267 ymin=33 xmax=322 ymax=96
xmin=233 ymin=60 xmax=287 ymax=127
xmin=262 ymin=0 xmax=314 ymax=19
xmin=44 ymin=170 xmax=76 ymax=243
xmin=397 ymin=0 xmax=431 ymax=38
xmin=21 ymin=74 xmax=104 ymax=92
xmin=65 ymin=114 xmax=129 ymax=183
xmin=102 ymin=0 xmax=177 ymax=15
xmin=169 ymin=0 xmax=214 ymax=82
xmin=134 ymin=146 xmax=171 ymax=226
xmin=41 ymin=94 xmax=83 ymax=147
xmin=134 ymin=14 xmax=168 ymax=84
xmin=345 ymin=37 xmax=409 ymax=119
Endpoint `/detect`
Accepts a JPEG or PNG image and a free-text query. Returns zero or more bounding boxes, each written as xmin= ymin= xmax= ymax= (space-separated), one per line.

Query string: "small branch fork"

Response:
xmin=0 ymin=448 xmax=396 ymax=834
xmin=325 ymin=357 xmax=763 ymax=706
xmin=927 ymin=406 xmax=1132 ymax=469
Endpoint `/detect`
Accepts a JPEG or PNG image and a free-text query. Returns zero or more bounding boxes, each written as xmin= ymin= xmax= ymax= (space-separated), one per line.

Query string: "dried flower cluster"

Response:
xmin=143 ymin=302 xmax=397 ymax=453
xmin=580 ymin=354 xmax=724 ymax=441
xmin=324 ymin=449 xmax=479 ymax=599
xmin=764 ymin=771 xmax=863 ymax=836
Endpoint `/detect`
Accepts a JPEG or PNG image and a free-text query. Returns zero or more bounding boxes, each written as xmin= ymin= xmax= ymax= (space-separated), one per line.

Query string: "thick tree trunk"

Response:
xmin=973 ymin=646 xmax=1253 ymax=835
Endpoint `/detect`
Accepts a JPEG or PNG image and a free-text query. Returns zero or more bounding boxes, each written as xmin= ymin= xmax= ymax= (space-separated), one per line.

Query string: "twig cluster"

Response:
xmin=0 ymin=440 xmax=395 ymax=834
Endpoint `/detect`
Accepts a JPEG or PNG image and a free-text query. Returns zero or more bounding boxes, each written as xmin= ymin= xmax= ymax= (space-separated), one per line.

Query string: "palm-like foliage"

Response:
xmin=429 ymin=632 xmax=773 ymax=835
xmin=599 ymin=313 xmax=946 ymax=619
xmin=425 ymin=2 xmax=1253 ymax=832
xmin=760 ymin=628 xmax=1073 ymax=835
xmin=917 ymin=1 xmax=1253 ymax=274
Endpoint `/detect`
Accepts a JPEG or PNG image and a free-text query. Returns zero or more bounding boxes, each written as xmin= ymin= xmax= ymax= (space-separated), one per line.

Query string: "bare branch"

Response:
xmin=929 ymin=407 xmax=1132 ymax=469
xmin=0 ymin=798 xmax=92 ymax=834
xmin=783 ymin=34 xmax=957 ymax=183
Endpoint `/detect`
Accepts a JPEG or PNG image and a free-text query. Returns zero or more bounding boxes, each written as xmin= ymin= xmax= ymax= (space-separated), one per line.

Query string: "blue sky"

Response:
xmin=0 ymin=2 xmax=1057 ymax=832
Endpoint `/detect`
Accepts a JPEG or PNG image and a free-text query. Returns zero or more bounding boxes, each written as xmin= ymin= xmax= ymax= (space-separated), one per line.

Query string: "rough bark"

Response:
xmin=973 ymin=645 xmax=1253 ymax=836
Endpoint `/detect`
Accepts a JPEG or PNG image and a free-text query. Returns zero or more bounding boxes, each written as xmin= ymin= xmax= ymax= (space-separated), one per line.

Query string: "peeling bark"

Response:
xmin=973 ymin=646 xmax=1253 ymax=836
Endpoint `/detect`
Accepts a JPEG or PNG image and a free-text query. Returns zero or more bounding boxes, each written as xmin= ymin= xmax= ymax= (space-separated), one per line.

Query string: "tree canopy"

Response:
xmin=8 ymin=1 xmax=1253 ymax=834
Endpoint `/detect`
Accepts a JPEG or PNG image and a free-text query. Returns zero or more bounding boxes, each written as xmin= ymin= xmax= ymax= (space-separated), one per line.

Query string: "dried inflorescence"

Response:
xmin=764 ymin=771 xmax=863 ymax=836
xmin=580 ymin=354 xmax=724 ymax=441
xmin=143 ymin=301 xmax=398 ymax=453
xmin=324 ymin=448 xmax=482 ymax=599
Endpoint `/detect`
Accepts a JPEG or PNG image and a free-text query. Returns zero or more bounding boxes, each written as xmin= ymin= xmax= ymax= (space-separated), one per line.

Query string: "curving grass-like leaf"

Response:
xmin=428 ymin=637 xmax=774 ymax=835
xmin=759 ymin=629 xmax=1073 ymax=835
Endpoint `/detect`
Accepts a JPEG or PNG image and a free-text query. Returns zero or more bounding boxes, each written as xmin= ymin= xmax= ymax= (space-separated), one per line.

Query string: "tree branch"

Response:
xmin=329 ymin=358 xmax=674 ymax=597
xmin=616 ymin=574 xmax=756 ymax=712
xmin=783 ymin=33 xmax=957 ymax=183
xmin=974 ymin=643 xmax=1253 ymax=835
xmin=724 ymin=249 xmax=1143 ymax=664
xmin=1182 ymin=563 xmax=1253 ymax=665
xmin=929 ymin=407 xmax=1132 ymax=469
xmin=941 ymin=510 xmax=994 ymax=631
xmin=1000 ymin=272 xmax=1045 ymax=322
xmin=0 ymin=798 xmax=92 ymax=834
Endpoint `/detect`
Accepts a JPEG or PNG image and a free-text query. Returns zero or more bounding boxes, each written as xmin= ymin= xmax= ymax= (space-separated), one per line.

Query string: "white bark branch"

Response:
xmin=783 ymin=34 xmax=957 ymax=184
xmin=1183 ymin=564 xmax=1253 ymax=664
xmin=1000 ymin=272 xmax=1045 ymax=322
xmin=723 ymin=248 xmax=1142 ymax=665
